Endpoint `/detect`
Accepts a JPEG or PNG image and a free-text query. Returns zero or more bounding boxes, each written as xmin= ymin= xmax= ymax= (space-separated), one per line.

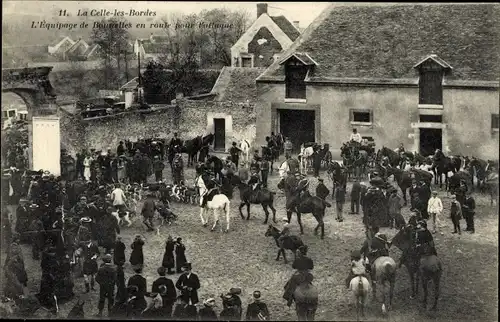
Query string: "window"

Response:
xmin=7 ymin=110 xmax=16 ymax=118
xmin=18 ymin=112 xmax=28 ymax=121
xmin=419 ymin=114 xmax=443 ymax=123
xmin=492 ymin=114 xmax=499 ymax=131
xmin=285 ymin=59 xmax=308 ymax=99
xmin=350 ymin=109 xmax=373 ymax=125
xmin=2 ymin=111 xmax=8 ymax=119
xmin=241 ymin=56 xmax=253 ymax=67
xmin=419 ymin=70 xmax=443 ymax=105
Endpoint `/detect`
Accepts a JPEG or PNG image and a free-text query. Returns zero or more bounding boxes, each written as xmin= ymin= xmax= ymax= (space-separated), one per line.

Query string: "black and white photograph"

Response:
xmin=1 ymin=1 xmax=499 ymax=320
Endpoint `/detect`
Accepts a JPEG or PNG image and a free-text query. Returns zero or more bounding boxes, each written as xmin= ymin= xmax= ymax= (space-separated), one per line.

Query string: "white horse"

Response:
xmin=299 ymin=145 xmax=315 ymax=175
xmin=195 ymin=176 xmax=231 ymax=232
xmin=238 ymin=139 xmax=251 ymax=166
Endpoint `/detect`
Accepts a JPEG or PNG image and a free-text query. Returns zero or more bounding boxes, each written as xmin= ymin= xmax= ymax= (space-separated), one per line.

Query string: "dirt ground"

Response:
xmin=2 ymin=158 xmax=498 ymax=321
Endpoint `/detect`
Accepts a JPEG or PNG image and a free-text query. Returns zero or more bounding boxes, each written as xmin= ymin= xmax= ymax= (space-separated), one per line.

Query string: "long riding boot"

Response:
xmin=91 ymin=276 xmax=95 ymax=290
xmin=85 ymin=282 xmax=90 ymax=293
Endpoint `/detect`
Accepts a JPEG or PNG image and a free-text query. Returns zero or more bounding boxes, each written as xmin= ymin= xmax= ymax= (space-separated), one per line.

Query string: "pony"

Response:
xmin=371 ymin=256 xmax=397 ymax=315
xmin=231 ymin=175 xmax=277 ymax=224
xmin=265 ymin=225 xmax=304 ymax=264
xmin=238 ymin=139 xmax=251 ymax=166
xmin=196 ymin=176 xmax=231 ymax=232
xmin=299 ymin=144 xmax=315 ymax=175
xmin=285 ymin=189 xmax=331 ymax=240
xmin=391 ymin=228 xmax=442 ymax=311
xmin=349 ymin=275 xmax=371 ymax=320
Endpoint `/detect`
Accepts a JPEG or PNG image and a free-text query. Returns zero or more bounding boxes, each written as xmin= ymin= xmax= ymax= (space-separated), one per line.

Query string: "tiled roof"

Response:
xmin=260 ymin=4 xmax=500 ymax=81
xmin=270 ymin=16 xmax=300 ymax=41
xmin=142 ymin=40 xmax=166 ymax=54
xmin=210 ymin=67 xmax=266 ymax=103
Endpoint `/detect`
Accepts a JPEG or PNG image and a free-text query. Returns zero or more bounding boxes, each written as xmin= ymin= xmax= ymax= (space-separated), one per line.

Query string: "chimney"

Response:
xmin=293 ymin=21 xmax=300 ymax=30
xmin=257 ymin=3 xmax=268 ymax=18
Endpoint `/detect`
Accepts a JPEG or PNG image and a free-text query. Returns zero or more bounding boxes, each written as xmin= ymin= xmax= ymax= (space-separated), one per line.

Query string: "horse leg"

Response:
xmin=401 ymin=187 xmax=408 ymax=206
xmin=282 ymin=248 xmax=288 ymax=264
xmin=421 ymin=274 xmax=428 ymax=310
xmin=246 ymin=203 xmax=251 ymax=221
xmin=286 ymin=210 xmax=293 ymax=224
xmin=276 ymin=248 xmax=281 ymax=261
xmin=389 ymin=277 xmax=395 ymax=311
xmin=211 ymin=209 xmax=219 ymax=232
xmin=432 ymin=274 xmax=441 ymax=311
xmin=297 ymin=212 xmax=304 ymax=235
xmin=262 ymin=204 xmax=269 ymax=224
xmin=238 ymin=202 xmax=245 ymax=219
xmin=269 ymin=203 xmax=277 ymax=223
xmin=408 ymin=266 xmax=416 ymax=299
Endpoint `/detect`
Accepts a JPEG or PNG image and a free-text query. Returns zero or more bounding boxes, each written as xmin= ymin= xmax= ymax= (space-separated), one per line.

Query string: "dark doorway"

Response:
xmin=214 ymin=118 xmax=225 ymax=151
xmin=279 ymin=109 xmax=315 ymax=153
xmin=419 ymin=128 xmax=442 ymax=157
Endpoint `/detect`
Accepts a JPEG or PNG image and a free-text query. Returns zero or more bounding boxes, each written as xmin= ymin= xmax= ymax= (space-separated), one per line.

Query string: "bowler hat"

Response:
xmin=80 ymin=217 xmax=92 ymax=224
xmin=252 ymin=291 xmax=261 ymax=299
xmin=102 ymin=254 xmax=112 ymax=263
xmin=182 ymin=262 xmax=192 ymax=270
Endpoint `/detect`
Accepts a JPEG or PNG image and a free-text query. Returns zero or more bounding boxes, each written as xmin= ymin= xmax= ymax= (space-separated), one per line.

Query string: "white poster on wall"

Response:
xmin=32 ymin=116 xmax=61 ymax=176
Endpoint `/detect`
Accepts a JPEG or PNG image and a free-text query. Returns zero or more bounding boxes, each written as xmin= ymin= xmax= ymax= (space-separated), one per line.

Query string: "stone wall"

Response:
xmin=60 ymin=99 xmax=257 ymax=155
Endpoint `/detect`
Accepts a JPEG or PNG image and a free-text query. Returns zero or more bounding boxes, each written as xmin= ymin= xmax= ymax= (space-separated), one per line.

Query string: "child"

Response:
xmin=345 ymin=250 xmax=368 ymax=289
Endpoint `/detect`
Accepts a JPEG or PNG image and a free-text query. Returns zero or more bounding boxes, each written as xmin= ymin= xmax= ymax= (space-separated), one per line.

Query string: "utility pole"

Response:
xmin=137 ymin=40 xmax=143 ymax=103
xmin=124 ymin=49 xmax=129 ymax=82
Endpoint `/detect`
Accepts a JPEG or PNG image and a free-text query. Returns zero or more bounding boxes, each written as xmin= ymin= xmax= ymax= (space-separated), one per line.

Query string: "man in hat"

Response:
xmin=409 ymin=179 xmax=419 ymax=211
xmin=349 ymin=179 xmax=362 ymax=214
xmin=284 ymin=137 xmax=293 ymax=156
xmin=95 ymin=254 xmax=117 ymax=317
xmin=246 ymin=291 xmax=270 ymax=321
xmin=111 ymin=184 xmax=127 ymax=214
xmin=81 ymin=238 xmax=100 ymax=293
xmin=335 ymin=185 xmax=345 ymax=222
xmin=175 ymin=263 xmax=200 ymax=305
xmin=315 ymin=178 xmax=329 ymax=200
xmin=169 ymin=133 xmax=182 ymax=151
xmin=462 ymin=191 xmax=476 ymax=233
xmin=151 ymin=266 xmax=176 ymax=317
xmin=28 ymin=212 xmax=45 ymax=260
xmin=292 ymin=245 xmax=314 ymax=271
xmin=229 ymin=142 xmax=242 ymax=167
xmin=237 ymin=161 xmax=249 ymax=182
xmin=450 ymin=195 xmax=462 ymax=234
xmin=427 ymin=191 xmax=443 ymax=234
xmin=414 ymin=220 xmax=437 ymax=257
xmin=152 ymin=156 xmax=165 ymax=182
xmin=128 ymin=267 xmax=147 ymax=299
xmin=360 ymin=231 xmax=390 ymax=278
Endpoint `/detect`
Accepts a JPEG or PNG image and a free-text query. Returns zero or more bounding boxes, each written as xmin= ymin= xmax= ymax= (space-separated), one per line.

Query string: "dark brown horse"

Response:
xmin=181 ymin=133 xmax=214 ymax=167
xmin=377 ymin=147 xmax=401 ymax=168
xmin=391 ymin=226 xmax=442 ymax=311
xmin=286 ymin=190 xmax=331 ymax=239
xmin=432 ymin=151 xmax=461 ymax=188
xmin=265 ymin=225 xmax=304 ymax=264
xmin=231 ymin=175 xmax=277 ymax=224
xmin=386 ymin=167 xmax=433 ymax=206
xmin=467 ymin=158 xmax=495 ymax=189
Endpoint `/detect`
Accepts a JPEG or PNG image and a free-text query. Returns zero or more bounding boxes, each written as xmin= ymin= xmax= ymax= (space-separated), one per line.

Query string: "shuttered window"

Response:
xmin=492 ymin=114 xmax=500 ymax=130
xmin=285 ymin=60 xmax=308 ymax=99
xmin=419 ymin=71 xmax=443 ymax=105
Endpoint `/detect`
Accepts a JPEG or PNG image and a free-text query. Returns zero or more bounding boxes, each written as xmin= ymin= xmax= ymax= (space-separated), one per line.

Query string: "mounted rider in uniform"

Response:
xmin=198 ymin=169 xmax=219 ymax=208
xmin=360 ymin=230 xmax=390 ymax=279
xmin=248 ymin=151 xmax=262 ymax=191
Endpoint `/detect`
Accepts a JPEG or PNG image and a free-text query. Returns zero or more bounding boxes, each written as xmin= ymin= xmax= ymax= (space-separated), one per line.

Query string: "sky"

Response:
xmin=3 ymin=1 xmax=333 ymax=28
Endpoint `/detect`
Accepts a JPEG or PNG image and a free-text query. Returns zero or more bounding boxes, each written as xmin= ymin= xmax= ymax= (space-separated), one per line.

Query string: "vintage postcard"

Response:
xmin=1 ymin=1 xmax=498 ymax=320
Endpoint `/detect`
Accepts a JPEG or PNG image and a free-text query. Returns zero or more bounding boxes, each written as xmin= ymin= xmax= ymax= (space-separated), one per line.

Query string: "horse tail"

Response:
xmin=357 ymin=276 xmax=365 ymax=300
xmin=384 ymin=261 xmax=397 ymax=280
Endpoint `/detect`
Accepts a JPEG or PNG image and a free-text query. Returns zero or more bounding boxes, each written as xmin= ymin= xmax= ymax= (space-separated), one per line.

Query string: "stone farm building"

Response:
xmin=255 ymin=3 xmax=500 ymax=159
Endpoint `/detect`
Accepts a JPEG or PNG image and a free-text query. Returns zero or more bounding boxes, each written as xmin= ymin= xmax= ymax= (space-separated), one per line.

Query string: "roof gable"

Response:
xmin=279 ymin=53 xmax=318 ymax=66
xmin=270 ymin=16 xmax=300 ymax=41
xmin=413 ymin=54 xmax=452 ymax=70
xmin=259 ymin=4 xmax=500 ymax=82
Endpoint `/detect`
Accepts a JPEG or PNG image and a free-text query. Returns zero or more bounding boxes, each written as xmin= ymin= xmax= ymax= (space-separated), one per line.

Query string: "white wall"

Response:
xmin=32 ymin=117 xmax=61 ymax=175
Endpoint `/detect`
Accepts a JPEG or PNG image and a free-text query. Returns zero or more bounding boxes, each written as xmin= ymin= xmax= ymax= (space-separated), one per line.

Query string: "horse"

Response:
xmin=483 ymin=171 xmax=499 ymax=206
xmin=468 ymin=157 xmax=490 ymax=189
xmin=285 ymin=189 xmax=331 ymax=239
xmin=391 ymin=228 xmax=442 ymax=311
xmin=205 ymin=155 xmax=224 ymax=181
xmin=377 ymin=147 xmax=401 ymax=168
xmin=283 ymin=272 xmax=319 ymax=321
xmin=198 ymin=188 xmax=231 ymax=233
xmin=182 ymin=136 xmax=202 ymax=167
xmin=231 ymin=175 xmax=277 ymax=224
xmin=238 ymin=139 xmax=251 ymax=166
xmin=432 ymin=151 xmax=461 ymax=188
xmin=447 ymin=171 xmax=473 ymax=195
xmin=349 ymin=275 xmax=371 ymax=320
xmin=371 ymin=256 xmax=397 ymax=315
xmin=326 ymin=161 xmax=348 ymax=198
xmin=386 ymin=167 xmax=433 ymax=206
xmin=265 ymin=225 xmax=304 ymax=264
xmin=299 ymin=145 xmax=315 ymax=175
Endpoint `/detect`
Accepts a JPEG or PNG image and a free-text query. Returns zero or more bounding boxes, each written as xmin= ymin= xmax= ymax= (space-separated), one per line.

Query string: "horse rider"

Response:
xmin=360 ymin=231 xmax=390 ymax=279
xmin=345 ymin=249 xmax=369 ymax=289
xmin=278 ymin=218 xmax=291 ymax=245
xmin=396 ymin=143 xmax=406 ymax=169
xmin=248 ymin=168 xmax=261 ymax=191
xmin=349 ymin=129 xmax=363 ymax=144
xmin=414 ymin=220 xmax=438 ymax=257
xmin=199 ymin=169 xmax=219 ymax=208
xmin=265 ymin=136 xmax=277 ymax=162
xmin=278 ymin=155 xmax=291 ymax=190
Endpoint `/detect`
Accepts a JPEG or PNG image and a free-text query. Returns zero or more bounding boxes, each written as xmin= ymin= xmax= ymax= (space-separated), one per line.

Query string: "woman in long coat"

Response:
xmin=175 ymin=238 xmax=187 ymax=274
xmin=130 ymin=235 xmax=145 ymax=270
xmin=162 ymin=236 xmax=176 ymax=274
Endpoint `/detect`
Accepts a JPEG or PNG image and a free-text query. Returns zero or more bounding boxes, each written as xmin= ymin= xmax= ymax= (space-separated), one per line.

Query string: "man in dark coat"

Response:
xmin=98 ymin=208 xmax=121 ymax=254
xmin=113 ymin=236 xmax=126 ymax=266
xmin=141 ymin=194 xmax=157 ymax=231
xmin=335 ymin=185 xmax=345 ymax=222
xmin=127 ymin=267 xmax=147 ymax=299
xmin=260 ymin=156 xmax=270 ymax=188
xmin=292 ymin=245 xmax=314 ymax=271
xmin=246 ymin=291 xmax=270 ymax=321
xmin=117 ymin=141 xmax=125 ymax=156
xmin=315 ymin=178 xmax=329 ymax=200
xmin=151 ymin=266 xmax=176 ymax=317
xmin=350 ymin=179 xmax=362 ymax=214
xmin=95 ymin=254 xmax=117 ymax=317
xmin=312 ymin=148 xmax=322 ymax=177
xmin=229 ymin=142 xmax=242 ymax=167
xmin=409 ymin=179 xmax=419 ymax=211
xmin=153 ymin=156 xmax=165 ymax=182
xmin=169 ymin=133 xmax=182 ymax=150
xmin=82 ymin=239 xmax=100 ymax=293
xmin=29 ymin=214 xmax=45 ymax=260
xmin=463 ymin=192 xmax=476 ymax=233
xmin=175 ymin=263 xmax=200 ymax=305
